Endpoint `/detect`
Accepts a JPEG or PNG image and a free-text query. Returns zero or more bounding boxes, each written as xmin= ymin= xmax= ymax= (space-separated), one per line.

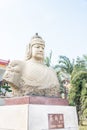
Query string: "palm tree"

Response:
xmin=44 ymin=50 xmax=52 ymax=67
xmin=54 ymin=55 xmax=75 ymax=98
xmin=55 ymin=55 xmax=74 ymax=74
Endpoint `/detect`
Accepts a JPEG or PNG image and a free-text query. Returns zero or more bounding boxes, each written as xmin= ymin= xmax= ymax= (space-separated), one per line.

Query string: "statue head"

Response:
xmin=25 ymin=33 xmax=45 ymax=61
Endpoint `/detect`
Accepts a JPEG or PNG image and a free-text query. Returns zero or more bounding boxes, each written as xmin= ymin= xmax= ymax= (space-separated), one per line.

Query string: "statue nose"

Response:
xmin=39 ymin=47 xmax=43 ymax=51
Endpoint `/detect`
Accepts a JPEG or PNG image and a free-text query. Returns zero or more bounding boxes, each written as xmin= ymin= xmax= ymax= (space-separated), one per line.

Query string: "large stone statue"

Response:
xmin=3 ymin=33 xmax=60 ymax=97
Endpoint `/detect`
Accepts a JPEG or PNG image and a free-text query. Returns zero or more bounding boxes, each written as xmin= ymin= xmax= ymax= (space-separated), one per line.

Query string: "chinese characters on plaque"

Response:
xmin=48 ymin=114 xmax=64 ymax=129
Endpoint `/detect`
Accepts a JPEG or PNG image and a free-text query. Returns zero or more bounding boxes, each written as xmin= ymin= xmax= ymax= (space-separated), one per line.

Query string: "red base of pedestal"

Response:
xmin=3 ymin=96 xmax=69 ymax=106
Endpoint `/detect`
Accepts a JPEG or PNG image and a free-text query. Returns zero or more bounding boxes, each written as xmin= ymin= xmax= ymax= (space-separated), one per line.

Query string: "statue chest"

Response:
xmin=22 ymin=62 xmax=48 ymax=81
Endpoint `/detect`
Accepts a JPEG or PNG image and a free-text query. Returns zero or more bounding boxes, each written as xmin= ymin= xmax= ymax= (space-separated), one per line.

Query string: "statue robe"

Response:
xmin=3 ymin=60 xmax=60 ymax=97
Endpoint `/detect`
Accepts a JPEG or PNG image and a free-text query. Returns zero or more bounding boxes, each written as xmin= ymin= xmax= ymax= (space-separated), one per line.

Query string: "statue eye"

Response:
xmin=34 ymin=45 xmax=39 ymax=48
xmin=36 ymin=46 xmax=40 ymax=48
xmin=42 ymin=47 xmax=44 ymax=50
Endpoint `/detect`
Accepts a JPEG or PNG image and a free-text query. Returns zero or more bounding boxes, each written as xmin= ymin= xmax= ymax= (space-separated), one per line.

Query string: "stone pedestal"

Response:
xmin=0 ymin=96 xmax=78 ymax=130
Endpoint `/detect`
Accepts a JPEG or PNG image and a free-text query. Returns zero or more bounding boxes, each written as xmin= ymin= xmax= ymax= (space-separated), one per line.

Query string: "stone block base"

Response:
xmin=0 ymin=96 xmax=78 ymax=130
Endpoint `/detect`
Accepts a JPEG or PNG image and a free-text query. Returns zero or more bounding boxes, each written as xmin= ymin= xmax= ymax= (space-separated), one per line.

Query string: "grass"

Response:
xmin=79 ymin=125 xmax=87 ymax=130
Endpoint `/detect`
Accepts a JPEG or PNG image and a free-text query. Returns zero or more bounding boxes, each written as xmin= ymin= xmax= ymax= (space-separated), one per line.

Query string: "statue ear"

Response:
xmin=25 ymin=44 xmax=32 ymax=61
xmin=28 ymin=44 xmax=32 ymax=59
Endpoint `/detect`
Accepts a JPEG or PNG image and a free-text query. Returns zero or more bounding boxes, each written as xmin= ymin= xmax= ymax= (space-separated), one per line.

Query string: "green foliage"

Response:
xmin=79 ymin=125 xmax=87 ymax=130
xmin=68 ymin=70 xmax=87 ymax=124
xmin=45 ymin=52 xmax=87 ymax=124
xmin=68 ymin=86 xmax=77 ymax=105
xmin=44 ymin=50 xmax=52 ymax=67
xmin=56 ymin=55 xmax=74 ymax=74
xmin=54 ymin=55 xmax=74 ymax=98
xmin=80 ymin=81 xmax=87 ymax=121
xmin=0 ymin=81 xmax=12 ymax=96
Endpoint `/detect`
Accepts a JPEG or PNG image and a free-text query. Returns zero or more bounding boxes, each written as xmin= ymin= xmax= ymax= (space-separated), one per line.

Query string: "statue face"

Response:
xmin=31 ymin=43 xmax=45 ymax=60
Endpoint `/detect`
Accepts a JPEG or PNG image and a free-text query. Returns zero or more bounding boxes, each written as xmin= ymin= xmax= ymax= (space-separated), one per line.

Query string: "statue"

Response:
xmin=3 ymin=33 xmax=60 ymax=97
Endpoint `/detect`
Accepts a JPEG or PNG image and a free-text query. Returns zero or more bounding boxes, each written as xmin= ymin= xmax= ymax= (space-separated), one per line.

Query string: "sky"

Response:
xmin=0 ymin=0 xmax=87 ymax=65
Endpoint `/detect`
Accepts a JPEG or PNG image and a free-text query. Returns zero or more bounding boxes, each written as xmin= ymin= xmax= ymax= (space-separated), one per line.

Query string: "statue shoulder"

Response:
xmin=48 ymin=66 xmax=57 ymax=74
xmin=7 ymin=60 xmax=25 ymax=71
xmin=8 ymin=60 xmax=24 ymax=66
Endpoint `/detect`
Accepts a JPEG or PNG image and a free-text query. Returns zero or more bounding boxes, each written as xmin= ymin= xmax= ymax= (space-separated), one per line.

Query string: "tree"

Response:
xmin=68 ymin=56 xmax=87 ymax=124
xmin=80 ymin=81 xmax=87 ymax=125
xmin=54 ymin=55 xmax=74 ymax=98
xmin=44 ymin=50 xmax=52 ymax=67
xmin=55 ymin=55 xmax=74 ymax=74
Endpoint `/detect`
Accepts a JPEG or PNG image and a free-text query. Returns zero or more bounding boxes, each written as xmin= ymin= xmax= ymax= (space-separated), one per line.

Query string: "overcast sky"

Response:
xmin=0 ymin=0 xmax=87 ymax=64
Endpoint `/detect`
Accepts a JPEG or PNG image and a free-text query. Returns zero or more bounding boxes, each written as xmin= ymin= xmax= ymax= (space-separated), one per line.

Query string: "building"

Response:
xmin=0 ymin=59 xmax=9 ymax=81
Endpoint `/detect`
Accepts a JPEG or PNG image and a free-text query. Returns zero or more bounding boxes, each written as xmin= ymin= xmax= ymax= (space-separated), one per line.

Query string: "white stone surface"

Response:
xmin=0 ymin=104 xmax=78 ymax=130
xmin=0 ymin=104 xmax=28 ymax=130
xmin=29 ymin=105 xmax=78 ymax=130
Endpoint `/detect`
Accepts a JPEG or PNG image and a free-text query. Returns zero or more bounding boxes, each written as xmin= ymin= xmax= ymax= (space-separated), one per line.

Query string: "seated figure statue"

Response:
xmin=3 ymin=33 xmax=60 ymax=97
